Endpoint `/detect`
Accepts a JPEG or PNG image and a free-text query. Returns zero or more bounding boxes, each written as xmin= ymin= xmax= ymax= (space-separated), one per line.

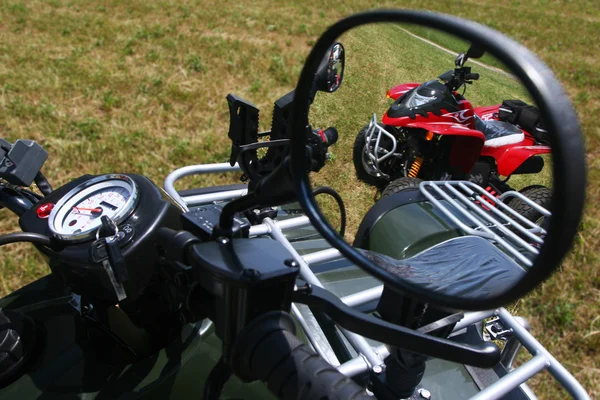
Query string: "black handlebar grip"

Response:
xmin=323 ymin=127 xmax=339 ymax=147
xmin=468 ymin=73 xmax=480 ymax=80
xmin=231 ymin=311 xmax=369 ymax=400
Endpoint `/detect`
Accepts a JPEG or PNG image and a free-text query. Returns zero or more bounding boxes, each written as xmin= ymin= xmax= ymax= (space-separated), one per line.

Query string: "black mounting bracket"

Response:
xmin=293 ymin=282 xmax=501 ymax=368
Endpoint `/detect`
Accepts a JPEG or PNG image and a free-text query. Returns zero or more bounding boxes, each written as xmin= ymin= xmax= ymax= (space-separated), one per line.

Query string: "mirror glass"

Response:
xmin=307 ymin=23 xmax=553 ymax=302
xmin=326 ymin=43 xmax=345 ymax=92
xmin=315 ymin=43 xmax=345 ymax=93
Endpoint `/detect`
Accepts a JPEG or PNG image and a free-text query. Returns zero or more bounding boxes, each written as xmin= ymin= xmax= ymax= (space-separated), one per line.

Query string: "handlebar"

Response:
xmin=0 ymin=184 xmax=34 ymax=216
xmin=231 ymin=311 xmax=369 ymax=400
xmin=321 ymin=127 xmax=339 ymax=147
xmin=466 ymin=72 xmax=480 ymax=81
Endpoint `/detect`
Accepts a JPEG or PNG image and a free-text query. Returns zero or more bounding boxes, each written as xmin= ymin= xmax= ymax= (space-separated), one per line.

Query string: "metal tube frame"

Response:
xmin=420 ymin=181 xmax=553 ymax=267
xmin=163 ymin=162 xmax=241 ymax=210
xmin=262 ymin=218 xmax=384 ymax=370
xmin=167 ymin=163 xmax=587 ymax=399
xmin=365 ymin=113 xmax=398 ymax=178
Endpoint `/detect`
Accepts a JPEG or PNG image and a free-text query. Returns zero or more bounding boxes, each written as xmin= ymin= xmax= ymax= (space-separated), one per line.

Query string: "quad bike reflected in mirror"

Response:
xmin=308 ymin=23 xmax=554 ymax=295
xmin=347 ymin=29 xmax=552 ymax=228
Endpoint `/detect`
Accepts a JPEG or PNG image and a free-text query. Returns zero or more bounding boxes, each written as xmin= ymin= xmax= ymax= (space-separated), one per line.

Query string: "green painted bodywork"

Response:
xmin=0 ymin=275 xmax=276 ymax=399
xmin=0 ymin=199 xmax=486 ymax=399
xmin=366 ymin=200 xmax=469 ymax=259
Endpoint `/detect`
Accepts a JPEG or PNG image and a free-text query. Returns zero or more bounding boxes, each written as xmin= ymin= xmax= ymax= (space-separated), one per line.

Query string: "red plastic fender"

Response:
xmin=386 ymin=83 xmax=420 ymax=100
xmin=474 ymin=105 xmax=500 ymax=120
xmin=481 ymin=140 xmax=551 ymax=176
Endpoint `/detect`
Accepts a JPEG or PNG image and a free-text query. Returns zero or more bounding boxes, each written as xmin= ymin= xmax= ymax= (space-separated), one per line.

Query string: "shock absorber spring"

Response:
xmin=407 ymin=156 xmax=423 ymax=178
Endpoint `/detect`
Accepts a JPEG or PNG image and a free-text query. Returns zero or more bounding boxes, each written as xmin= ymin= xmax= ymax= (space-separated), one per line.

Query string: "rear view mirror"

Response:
xmin=456 ymin=44 xmax=486 ymax=67
xmin=288 ymin=10 xmax=586 ymax=311
xmin=314 ymin=42 xmax=345 ymax=93
xmin=466 ymin=43 xmax=486 ymax=59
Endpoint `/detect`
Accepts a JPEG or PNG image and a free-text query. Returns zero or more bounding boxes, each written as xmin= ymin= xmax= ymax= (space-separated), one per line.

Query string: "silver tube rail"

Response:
xmin=471 ymin=355 xmax=549 ymax=400
xmin=248 ymin=216 xmax=311 ymax=237
xmin=262 ymin=218 xmax=384 ymax=370
xmin=442 ymin=183 xmax=540 ymax=253
xmin=419 ymin=181 xmax=545 ymax=267
xmin=164 ymin=162 xmax=242 ymax=210
xmin=183 ymin=189 xmax=248 ymax=207
xmin=457 ymin=183 xmax=546 ymax=239
xmin=332 ymin=307 xmax=589 ymax=399
xmin=337 ymin=345 xmax=391 ymax=377
xmin=490 ymin=308 xmax=590 ymax=400
xmin=341 ymin=286 xmax=384 ymax=308
xmin=290 ymin=303 xmax=339 ymax=365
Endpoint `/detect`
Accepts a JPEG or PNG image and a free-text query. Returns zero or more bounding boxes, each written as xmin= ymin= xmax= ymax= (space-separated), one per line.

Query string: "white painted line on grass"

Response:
xmin=398 ymin=27 xmax=516 ymax=79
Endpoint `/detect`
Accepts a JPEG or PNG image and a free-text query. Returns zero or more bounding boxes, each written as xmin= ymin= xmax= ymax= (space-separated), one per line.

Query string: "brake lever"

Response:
xmin=293 ymin=282 xmax=501 ymax=368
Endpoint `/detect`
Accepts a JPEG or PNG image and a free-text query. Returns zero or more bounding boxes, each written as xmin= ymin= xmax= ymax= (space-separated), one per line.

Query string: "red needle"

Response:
xmin=73 ymin=207 xmax=102 ymax=212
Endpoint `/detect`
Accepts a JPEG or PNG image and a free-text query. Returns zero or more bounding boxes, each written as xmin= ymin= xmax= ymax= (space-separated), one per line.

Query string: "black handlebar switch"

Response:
xmin=0 ymin=139 xmax=48 ymax=187
xmin=182 ymin=204 xmax=250 ymax=240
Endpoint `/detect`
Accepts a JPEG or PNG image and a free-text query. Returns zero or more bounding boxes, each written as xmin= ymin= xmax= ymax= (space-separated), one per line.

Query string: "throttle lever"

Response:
xmin=293 ymin=282 xmax=501 ymax=368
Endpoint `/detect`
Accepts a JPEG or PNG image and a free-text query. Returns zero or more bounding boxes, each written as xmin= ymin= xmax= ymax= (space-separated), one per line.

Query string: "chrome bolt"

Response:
xmin=418 ymin=388 xmax=431 ymax=399
xmin=372 ymin=365 xmax=383 ymax=374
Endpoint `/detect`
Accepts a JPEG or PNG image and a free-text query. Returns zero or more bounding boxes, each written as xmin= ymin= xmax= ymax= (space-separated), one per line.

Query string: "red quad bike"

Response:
xmin=352 ymin=45 xmax=552 ymax=222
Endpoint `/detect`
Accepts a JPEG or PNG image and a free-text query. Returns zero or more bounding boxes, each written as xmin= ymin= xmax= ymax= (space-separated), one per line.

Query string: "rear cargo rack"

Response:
xmin=419 ymin=181 xmax=551 ymax=268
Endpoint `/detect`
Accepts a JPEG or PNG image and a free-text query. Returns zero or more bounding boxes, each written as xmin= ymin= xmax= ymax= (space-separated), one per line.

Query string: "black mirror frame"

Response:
xmin=288 ymin=9 xmax=586 ymax=311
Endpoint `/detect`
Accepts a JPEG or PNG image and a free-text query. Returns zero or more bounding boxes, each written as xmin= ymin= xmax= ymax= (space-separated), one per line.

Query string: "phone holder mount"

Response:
xmin=226 ymin=93 xmax=292 ymax=190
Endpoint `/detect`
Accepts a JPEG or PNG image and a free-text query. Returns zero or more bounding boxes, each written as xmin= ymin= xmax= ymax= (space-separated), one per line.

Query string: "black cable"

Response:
xmin=34 ymin=171 xmax=52 ymax=196
xmin=0 ymin=232 xmax=52 ymax=247
xmin=313 ymin=186 xmax=346 ymax=237
xmin=18 ymin=188 xmax=43 ymax=202
xmin=1 ymin=182 xmax=43 ymax=202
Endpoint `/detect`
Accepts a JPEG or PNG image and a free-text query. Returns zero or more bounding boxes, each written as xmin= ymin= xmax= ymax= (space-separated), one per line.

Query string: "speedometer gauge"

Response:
xmin=48 ymin=174 xmax=139 ymax=241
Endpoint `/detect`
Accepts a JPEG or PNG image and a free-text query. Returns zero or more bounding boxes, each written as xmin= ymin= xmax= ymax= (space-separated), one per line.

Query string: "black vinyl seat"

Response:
xmin=358 ymin=235 xmax=526 ymax=301
xmin=474 ymin=115 xmax=524 ymax=147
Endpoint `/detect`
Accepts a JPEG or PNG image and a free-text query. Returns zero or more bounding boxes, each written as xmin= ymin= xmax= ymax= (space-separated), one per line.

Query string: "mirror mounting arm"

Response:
xmin=218 ymin=157 xmax=296 ymax=234
xmin=293 ymin=283 xmax=501 ymax=368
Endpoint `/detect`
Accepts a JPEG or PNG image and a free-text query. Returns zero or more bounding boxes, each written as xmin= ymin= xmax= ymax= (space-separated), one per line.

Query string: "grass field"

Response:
xmin=0 ymin=1 xmax=598 ymax=398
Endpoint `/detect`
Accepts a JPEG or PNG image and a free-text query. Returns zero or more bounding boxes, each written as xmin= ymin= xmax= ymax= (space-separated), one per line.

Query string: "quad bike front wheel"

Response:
xmin=381 ymin=177 xmax=423 ymax=198
xmin=353 ymin=123 xmax=395 ymax=188
xmin=508 ymin=186 xmax=552 ymax=223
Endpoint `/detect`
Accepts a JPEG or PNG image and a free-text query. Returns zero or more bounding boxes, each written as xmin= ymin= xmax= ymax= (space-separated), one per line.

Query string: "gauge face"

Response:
xmin=48 ymin=175 xmax=138 ymax=241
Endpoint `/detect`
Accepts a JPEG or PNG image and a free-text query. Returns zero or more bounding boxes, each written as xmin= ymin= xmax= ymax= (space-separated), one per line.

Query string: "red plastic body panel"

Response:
xmin=387 ymin=83 xmax=420 ymax=100
xmin=474 ymin=105 xmax=499 ymax=120
xmin=481 ymin=139 xmax=551 ymax=176
xmin=474 ymin=104 xmax=551 ymax=176
xmin=381 ymin=86 xmax=552 ymax=176
xmin=401 ymin=122 xmax=485 ymax=140
xmin=382 ymin=100 xmax=476 ymax=129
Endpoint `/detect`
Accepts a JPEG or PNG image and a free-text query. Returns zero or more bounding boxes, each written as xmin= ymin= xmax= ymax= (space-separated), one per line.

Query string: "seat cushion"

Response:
xmin=475 ymin=116 xmax=524 ymax=147
xmin=357 ymin=236 xmax=526 ymax=301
